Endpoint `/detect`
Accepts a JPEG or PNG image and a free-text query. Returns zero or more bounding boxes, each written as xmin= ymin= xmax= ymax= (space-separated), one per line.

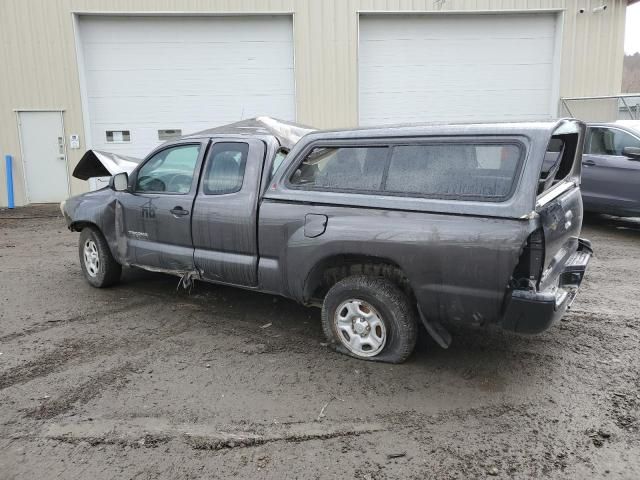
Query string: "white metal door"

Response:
xmin=18 ymin=111 xmax=69 ymax=203
xmin=78 ymin=15 xmax=296 ymax=157
xmin=358 ymin=14 xmax=560 ymax=125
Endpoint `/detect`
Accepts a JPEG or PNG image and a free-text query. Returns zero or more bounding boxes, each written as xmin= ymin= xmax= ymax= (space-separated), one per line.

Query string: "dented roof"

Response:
xmin=183 ymin=116 xmax=316 ymax=150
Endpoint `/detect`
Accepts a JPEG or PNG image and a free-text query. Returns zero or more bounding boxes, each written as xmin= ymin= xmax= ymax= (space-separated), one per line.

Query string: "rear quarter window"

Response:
xmin=202 ymin=142 xmax=249 ymax=195
xmin=288 ymin=142 xmax=523 ymax=201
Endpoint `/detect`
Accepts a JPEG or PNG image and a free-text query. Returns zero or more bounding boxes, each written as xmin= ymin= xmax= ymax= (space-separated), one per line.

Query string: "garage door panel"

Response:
xmin=89 ymin=94 xmax=295 ymax=124
xmin=358 ymin=14 xmax=559 ymax=125
xmin=91 ymin=122 xmax=249 ymax=157
xmin=85 ymin=68 xmax=294 ymax=97
xmin=359 ymin=90 xmax=551 ymax=124
xmin=359 ymin=64 xmax=554 ymax=93
xmin=359 ymin=90 xmax=551 ymax=114
xmin=83 ymin=42 xmax=293 ymax=70
xmin=361 ymin=88 xmax=551 ymax=109
xmin=359 ymin=90 xmax=551 ymax=109
xmin=360 ymin=38 xmax=554 ymax=65
xmin=361 ymin=14 xmax=555 ymax=40
xmin=81 ymin=15 xmax=293 ymax=43
xmin=80 ymin=15 xmax=295 ymax=155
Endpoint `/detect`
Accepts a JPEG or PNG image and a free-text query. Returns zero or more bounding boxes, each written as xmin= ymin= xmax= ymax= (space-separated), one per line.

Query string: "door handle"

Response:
xmin=170 ymin=206 xmax=189 ymax=216
xmin=582 ymin=159 xmax=596 ymax=166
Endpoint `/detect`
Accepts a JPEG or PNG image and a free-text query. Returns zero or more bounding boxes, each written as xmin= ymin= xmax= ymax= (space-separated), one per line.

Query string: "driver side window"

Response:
xmin=135 ymin=144 xmax=201 ymax=193
xmin=586 ymin=127 xmax=640 ymax=156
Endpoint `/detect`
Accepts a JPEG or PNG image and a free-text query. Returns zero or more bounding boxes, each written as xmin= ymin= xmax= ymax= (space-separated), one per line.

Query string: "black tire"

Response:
xmin=78 ymin=227 xmax=122 ymax=288
xmin=321 ymin=275 xmax=418 ymax=363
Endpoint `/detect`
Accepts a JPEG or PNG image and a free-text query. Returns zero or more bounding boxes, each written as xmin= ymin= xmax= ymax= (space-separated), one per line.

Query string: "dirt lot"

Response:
xmin=0 ymin=205 xmax=639 ymax=479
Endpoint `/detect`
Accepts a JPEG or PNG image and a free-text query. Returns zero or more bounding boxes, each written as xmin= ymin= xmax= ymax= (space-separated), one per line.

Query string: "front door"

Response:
xmin=582 ymin=126 xmax=640 ymax=213
xmin=17 ymin=111 xmax=69 ymax=202
xmin=192 ymin=138 xmax=265 ymax=287
xmin=119 ymin=141 xmax=207 ymax=273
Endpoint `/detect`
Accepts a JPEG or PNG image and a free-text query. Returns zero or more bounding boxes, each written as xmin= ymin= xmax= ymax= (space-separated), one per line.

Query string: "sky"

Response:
xmin=627 ymin=3 xmax=640 ymax=54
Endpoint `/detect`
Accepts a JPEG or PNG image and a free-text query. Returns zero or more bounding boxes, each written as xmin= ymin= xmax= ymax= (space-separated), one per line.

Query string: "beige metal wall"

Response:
xmin=0 ymin=0 xmax=628 ymax=207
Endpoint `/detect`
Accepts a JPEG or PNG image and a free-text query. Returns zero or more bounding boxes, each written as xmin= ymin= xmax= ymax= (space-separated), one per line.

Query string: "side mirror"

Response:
xmin=111 ymin=172 xmax=129 ymax=191
xmin=622 ymin=147 xmax=640 ymax=160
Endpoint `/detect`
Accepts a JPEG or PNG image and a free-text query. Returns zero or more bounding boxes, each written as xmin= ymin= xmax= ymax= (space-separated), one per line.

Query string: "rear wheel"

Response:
xmin=321 ymin=275 xmax=418 ymax=363
xmin=79 ymin=227 xmax=121 ymax=288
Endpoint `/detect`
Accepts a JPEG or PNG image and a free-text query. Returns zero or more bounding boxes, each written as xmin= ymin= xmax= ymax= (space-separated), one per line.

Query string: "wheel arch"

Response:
xmin=70 ymin=220 xmax=101 ymax=233
xmin=303 ymin=254 xmax=416 ymax=305
xmin=71 ymin=220 xmax=125 ymax=266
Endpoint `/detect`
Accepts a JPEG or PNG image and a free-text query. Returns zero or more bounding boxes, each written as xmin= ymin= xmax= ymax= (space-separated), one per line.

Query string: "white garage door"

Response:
xmin=78 ymin=15 xmax=295 ymax=157
xmin=359 ymin=14 xmax=559 ymax=126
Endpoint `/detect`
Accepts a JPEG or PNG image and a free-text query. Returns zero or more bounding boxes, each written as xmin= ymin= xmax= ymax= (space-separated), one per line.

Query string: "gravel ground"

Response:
xmin=0 ymin=204 xmax=639 ymax=479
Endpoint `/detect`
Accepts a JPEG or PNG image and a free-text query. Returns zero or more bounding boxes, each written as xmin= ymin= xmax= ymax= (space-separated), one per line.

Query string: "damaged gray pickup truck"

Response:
xmin=62 ymin=117 xmax=592 ymax=363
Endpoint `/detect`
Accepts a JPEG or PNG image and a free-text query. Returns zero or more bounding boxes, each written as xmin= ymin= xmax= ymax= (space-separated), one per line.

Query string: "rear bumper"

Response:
xmin=501 ymin=238 xmax=592 ymax=334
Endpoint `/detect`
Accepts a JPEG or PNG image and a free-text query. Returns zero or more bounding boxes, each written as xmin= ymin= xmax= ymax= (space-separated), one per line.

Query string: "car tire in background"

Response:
xmin=321 ymin=275 xmax=418 ymax=363
xmin=79 ymin=226 xmax=122 ymax=288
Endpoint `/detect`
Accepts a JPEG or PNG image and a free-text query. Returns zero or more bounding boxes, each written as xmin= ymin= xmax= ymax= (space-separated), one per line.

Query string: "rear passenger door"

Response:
xmin=191 ymin=139 xmax=266 ymax=287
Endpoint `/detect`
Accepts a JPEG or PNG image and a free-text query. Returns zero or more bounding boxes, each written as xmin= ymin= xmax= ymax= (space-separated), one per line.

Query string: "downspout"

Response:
xmin=5 ymin=155 xmax=14 ymax=209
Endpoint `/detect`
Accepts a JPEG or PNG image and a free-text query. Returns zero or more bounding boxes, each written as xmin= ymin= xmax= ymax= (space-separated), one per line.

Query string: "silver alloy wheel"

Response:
xmin=83 ymin=239 xmax=100 ymax=277
xmin=334 ymin=299 xmax=386 ymax=357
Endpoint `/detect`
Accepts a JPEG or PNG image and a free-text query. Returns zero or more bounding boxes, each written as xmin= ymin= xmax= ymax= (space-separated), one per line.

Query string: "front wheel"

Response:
xmin=78 ymin=227 xmax=122 ymax=288
xmin=321 ymin=275 xmax=418 ymax=363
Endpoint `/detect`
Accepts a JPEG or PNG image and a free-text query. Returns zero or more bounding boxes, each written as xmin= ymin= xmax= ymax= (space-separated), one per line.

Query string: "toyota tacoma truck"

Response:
xmin=62 ymin=117 xmax=592 ymax=363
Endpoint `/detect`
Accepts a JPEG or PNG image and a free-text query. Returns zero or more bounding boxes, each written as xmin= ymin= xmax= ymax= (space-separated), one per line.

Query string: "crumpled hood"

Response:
xmin=73 ymin=150 xmax=142 ymax=180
